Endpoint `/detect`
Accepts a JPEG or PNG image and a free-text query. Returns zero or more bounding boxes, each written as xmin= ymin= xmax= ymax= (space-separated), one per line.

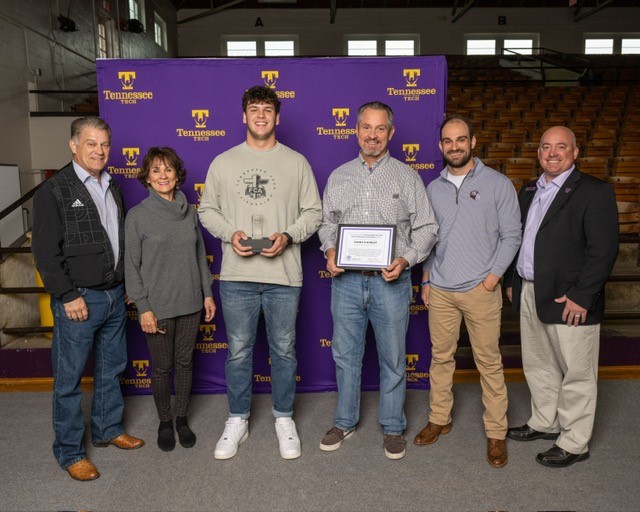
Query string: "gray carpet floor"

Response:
xmin=1 ymin=380 xmax=639 ymax=512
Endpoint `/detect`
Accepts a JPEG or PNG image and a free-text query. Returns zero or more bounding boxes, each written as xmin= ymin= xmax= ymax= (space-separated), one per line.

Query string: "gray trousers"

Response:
xmin=145 ymin=311 xmax=201 ymax=422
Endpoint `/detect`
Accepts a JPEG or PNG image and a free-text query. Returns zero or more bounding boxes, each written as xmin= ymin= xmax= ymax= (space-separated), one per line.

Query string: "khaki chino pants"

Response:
xmin=520 ymin=280 xmax=599 ymax=454
xmin=427 ymin=284 xmax=508 ymax=439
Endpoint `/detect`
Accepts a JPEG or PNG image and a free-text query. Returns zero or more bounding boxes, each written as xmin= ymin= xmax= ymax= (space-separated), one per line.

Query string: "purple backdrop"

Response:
xmin=96 ymin=57 xmax=447 ymax=395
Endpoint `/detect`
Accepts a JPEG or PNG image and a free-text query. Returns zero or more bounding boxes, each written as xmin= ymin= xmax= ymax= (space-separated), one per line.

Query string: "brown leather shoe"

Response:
xmin=66 ymin=459 xmax=100 ymax=481
xmin=413 ymin=421 xmax=452 ymax=446
xmin=487 ymin=438 xmax=508 ymax=468
xmin=93 ymin=433 xmax=145 ymax=450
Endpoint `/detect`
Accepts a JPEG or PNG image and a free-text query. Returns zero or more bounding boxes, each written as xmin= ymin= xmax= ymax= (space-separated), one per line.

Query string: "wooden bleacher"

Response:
xmin=446 ymin=56 xmax=640 ymax=233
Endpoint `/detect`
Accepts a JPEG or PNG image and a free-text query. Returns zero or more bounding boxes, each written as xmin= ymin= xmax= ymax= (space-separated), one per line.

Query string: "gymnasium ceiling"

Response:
xmin=171 ymin=0 xmax=640 ymax=10
xmin=171 ymin=0 xmax=640 ymax=24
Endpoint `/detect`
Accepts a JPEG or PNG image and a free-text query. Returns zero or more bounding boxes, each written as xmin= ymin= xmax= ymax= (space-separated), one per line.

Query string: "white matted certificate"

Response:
xmin=335 ymin=224 xmax=396 ymax=270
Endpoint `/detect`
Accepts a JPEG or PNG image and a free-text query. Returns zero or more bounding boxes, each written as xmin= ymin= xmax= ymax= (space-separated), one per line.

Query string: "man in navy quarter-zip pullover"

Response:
xmin=413 ymin=115 xmax=521 ymax=468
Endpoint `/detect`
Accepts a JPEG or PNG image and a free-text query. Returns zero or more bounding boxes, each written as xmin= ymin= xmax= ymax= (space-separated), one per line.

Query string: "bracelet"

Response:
xmin=421 ymin=280 xmax=430 ymax=286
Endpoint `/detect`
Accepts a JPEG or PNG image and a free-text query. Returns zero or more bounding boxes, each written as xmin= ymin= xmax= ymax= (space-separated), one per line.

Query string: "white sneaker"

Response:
xmin=275 ymin=417 xmax=301 ymax=460
xmin=214 ymin=417 xmax=248 ymax=460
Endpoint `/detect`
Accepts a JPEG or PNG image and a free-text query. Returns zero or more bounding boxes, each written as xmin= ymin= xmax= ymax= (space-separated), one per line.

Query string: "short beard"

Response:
xmin=360 ymin=146 xmax=385 ymax=158
xmin=444 ymin=150 xmax=472 ymax=169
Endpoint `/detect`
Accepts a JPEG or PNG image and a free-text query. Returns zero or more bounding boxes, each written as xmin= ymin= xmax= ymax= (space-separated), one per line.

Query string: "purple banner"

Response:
xmin=96 ymin=57 xmax=447 ymax=395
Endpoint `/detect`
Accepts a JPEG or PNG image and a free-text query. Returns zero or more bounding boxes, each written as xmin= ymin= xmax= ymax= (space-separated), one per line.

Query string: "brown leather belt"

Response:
xmin=348 ymin=270 xmax=379 ymax=276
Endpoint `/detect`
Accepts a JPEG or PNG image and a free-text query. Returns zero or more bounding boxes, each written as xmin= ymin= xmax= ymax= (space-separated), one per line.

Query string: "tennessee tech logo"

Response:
xmin=195 ymin=324 xmax=227 ymax=354
xmin=108 ymin=147 xmax=139 ymax=178
xmin=406 ymin=354 xmax=419 ymax=372
xmin=205 ymin=254 xmax=220 ymax=281
xmin=316 ymin=108 xmax=356 ymax=140
xmin=403 ymin=144 xmax=435 ymax=173
xmin=405 ymin=353 xmax=429 ymax=383
xmin=194 ymin=183 xmax=205 ymax=202
xmin=403 ymin=68 xmax=421 ymax=87
xmin=192 ymin=109 xmax=209 ymax=128
xmin=121 ymin=359 xmax=152 ymax=389
xmin=387 ymin=68 xmax=436 ymax=102
xmin=118 ymin=71 xmax=136 ymax=90
xmin=410 ymin=285 xmax=427 ymax=314
xmin=190 ymin=183 xmax=205 ymax=212
xmin=122 ymin=147 xmax=140 ymax=166
xmin=259 ymin=70 xmax=295 ymax=99
xmin=255 ymin=357 xmax=302 ymax=384
xmin=199 ymin=324 xmax=216 ymax=342
xmin=103 ymin=71 xmax=153 ymax=104
xmin=333 ymin=108 xmax=350 ymax=127
xmin=176 ymin=109 xmax=226 ymax=142
xmin=261 ymin=70 xmax=279 ymax=88
xmin=132 ymin=359 xmax=149 ymax=377
xmin=403 ymin=144 xmax=420 ymax=162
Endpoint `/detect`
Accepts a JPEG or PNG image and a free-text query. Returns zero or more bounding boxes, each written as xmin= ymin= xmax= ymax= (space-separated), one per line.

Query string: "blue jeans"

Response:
xmin=51 ymin=284 xmax=127 ymax=469
xmin=330 ymin=271 xmax=412 ymax=434
xmin=219 ymin=281 xmax=301 ymax=419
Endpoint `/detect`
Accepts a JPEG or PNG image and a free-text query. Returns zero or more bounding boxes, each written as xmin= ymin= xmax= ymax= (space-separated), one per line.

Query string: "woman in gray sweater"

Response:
xmin=125 ymin=147 xmax=215 ymax=451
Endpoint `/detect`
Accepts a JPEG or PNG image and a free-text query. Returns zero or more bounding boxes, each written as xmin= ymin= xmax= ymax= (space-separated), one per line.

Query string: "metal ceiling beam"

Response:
xmin=330 ymin=0 xmax=337 ymax=23
xmin=451 ymin=0 xmax=476 ymax=23
xmin=450 ymin=0 xmax=460 ymax=16
xmin=574 ymin=0 xmax=615 ymax=22
xmin=178 ymin=0 xmax=246 ymax=24
xmin=573 ymin=0 xmax=585 ymax=17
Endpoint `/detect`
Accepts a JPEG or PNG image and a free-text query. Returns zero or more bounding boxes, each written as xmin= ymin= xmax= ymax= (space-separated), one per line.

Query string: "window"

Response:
xmin=466 ymin=34 xmax=539 ymax=56
xmin=345 ymin=36 xmax=419 ymax=56
xmin=503 ymin=39 xmax=534 ymax=55
xmin=264 ymin=41 xmax=295 ymax=56
xmin=227 ymin=41 xmax=258 ymax=56
xmin=348 ymin=40 xmax=377 ymax=56
xmin=466 ymin=39 xmax=496 ymax=55
xmin=585 ymin=38 xmax=614 ymax=54
xmin=98 ymin=23 xmax=108 ymax=58
xmin=584 ymin=34 xmax=640 ymax=54
xmin=97 ymin=15 xmax=115 ymax=58
xmin=223 ymin=37 xmax=297 ymax=56
xmin=385 ymin=40 xmax=415 ymax=56
xmin=128 ymin=0 xmax=140 ymax=20
xmin=154 ymin=13 xmax=167 ymax=51
xmin=621 ymin=38 xmax=640 ymax=54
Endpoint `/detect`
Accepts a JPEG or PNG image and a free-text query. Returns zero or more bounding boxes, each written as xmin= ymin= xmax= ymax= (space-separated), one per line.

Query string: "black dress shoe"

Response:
xmin=507 ymin=424 xmax=559 ymax=442
xmin=536 ymin=445 xmax=590 ymax=468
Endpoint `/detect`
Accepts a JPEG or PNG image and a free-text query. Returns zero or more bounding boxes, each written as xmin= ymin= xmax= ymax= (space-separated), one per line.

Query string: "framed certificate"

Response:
xmin=335 ymin=224 xmax=396 ymax=270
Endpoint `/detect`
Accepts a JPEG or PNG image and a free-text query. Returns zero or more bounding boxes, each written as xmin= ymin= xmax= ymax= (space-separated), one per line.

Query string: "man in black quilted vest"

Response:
xmin=32 ymin=116 xmax=144 ymax=482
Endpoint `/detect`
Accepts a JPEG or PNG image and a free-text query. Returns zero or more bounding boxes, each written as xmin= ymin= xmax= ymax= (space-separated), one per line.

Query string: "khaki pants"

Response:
xmin=520 ymin=281 xmax=599 ymax=454
xmin=428 ymin=284 xmax=508 ymax=439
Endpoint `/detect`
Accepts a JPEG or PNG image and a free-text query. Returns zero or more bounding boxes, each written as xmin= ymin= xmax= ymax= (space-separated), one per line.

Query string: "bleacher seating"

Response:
xmin=446 ymin=57 xmax=640 ymax=232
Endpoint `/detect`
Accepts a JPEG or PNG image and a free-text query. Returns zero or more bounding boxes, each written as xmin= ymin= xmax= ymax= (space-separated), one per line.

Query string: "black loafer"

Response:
xmin=507 ymin=424 xmax=559 ymax=442
xmin=536 ymin=445 xmax=589 ymax=468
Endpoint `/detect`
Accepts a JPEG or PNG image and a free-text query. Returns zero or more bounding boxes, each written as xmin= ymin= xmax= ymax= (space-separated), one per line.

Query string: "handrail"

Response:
xmin=29 ymin=89 xmax=97 ymax=94
xmin=0 ymin=169 xmax=58 ymax=261
xmin=0 ymin=178 xmax=46 ymax=223
xmin=499 ymin=47 xmax=595 ymax=85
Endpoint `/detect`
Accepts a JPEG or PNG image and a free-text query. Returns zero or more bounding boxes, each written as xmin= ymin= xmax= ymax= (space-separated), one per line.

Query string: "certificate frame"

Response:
xmin=335 ymin=224 xmax=396 ymax=270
